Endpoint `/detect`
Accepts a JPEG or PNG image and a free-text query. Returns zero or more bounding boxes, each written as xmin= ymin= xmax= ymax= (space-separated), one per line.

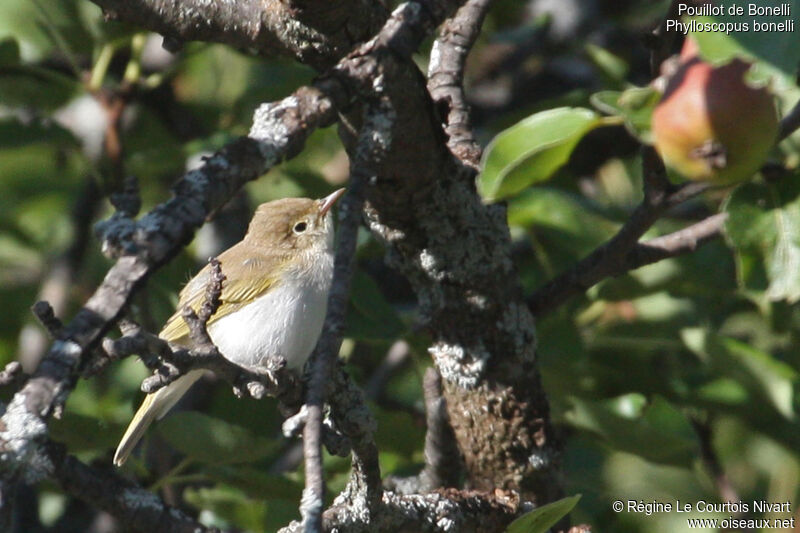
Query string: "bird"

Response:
xmin=113 ymin=189 xmax=345 ymax=466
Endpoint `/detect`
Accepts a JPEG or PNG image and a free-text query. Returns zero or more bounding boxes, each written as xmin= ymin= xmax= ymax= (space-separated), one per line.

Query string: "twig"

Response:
xmin=418 ymin=368 xmax=461 ymax=491
xmin=301 ymin=176 xmax=366 ymax=532
xmin=101 ymin=317 xmax=299 ymax=403
xmin=0 ymin=363 xmax=26 ymax=389
xmin=31 ymin=301 xmax=63 ymax=338
xmin=644 ymin=0 xmax=683 ymax=77
xmin=139 ymin=253 xmax=288 ymax=398
xmin=276 ymin=340 xmax=411 ymax=478
xmin=427 ymin=0 xmax=492 ymax=168
xmin=182 ymin=257 xmax=225 ymax=347
xmin=364 ymin=340 xmax=413 ymax=401
xmin=691 ymin=418 xmax=741 ymax=505
xmin=625 ymin=213 xmax=726 ymax=270
xmin=779 ymin=98 xmax=800 ymax=140
xmin=527 ymin=148 xmax=714 ymax=317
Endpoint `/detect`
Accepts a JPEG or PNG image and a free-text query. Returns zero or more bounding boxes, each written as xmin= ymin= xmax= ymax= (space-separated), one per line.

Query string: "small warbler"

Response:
xmin=113 ymin=189 xmax=345 ymax=466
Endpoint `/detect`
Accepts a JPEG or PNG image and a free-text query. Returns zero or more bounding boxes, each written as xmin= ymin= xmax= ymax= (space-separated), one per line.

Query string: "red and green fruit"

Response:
xmin=651 ymin=40 xmax=779 ymax=186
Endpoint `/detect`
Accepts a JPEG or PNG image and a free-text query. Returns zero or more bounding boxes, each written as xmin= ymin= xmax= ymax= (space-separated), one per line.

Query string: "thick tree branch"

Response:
xmin=427 ymin=0 xmax=492 ymax=168
xmin=89 ymin=0 xmax=388 ymax=70
xmin=297 ymin=1 xmax=480 ymax=526
xmin=283 ymin=488 xmax=524 ymax=533
xmin=320 ymin=0 xmax=560 ymax=504
xmin=43 ymin=441 xmax=213 ymax=533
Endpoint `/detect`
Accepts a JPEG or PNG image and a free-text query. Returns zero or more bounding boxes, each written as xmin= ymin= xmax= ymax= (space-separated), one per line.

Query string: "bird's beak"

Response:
xmin=318 ymin=188 xmax=346 ymax=218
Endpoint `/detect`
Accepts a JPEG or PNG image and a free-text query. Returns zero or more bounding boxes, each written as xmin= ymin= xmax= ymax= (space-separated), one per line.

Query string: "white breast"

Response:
xmin=207 ymin=253 xmax=333 ymax=371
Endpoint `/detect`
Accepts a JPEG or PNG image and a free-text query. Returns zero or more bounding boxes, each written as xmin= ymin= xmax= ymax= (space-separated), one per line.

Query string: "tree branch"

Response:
xmin=100 ymin=310 xmax=300 ymax=403
xmin=527 ymin=148 xmax=713 ymax=317
xmin=625 ymin=213 xmax=727 ymax=270
xmin=329 ymin=0 xmax=559 ymax=504
xmin=427 ymin=0 xmax=492 ymax=168
xmin=298 ymin=1 xmax=485 ymax=526
xmin=779 ymin=97 xmax=800 ymax=140
xmin=644 ymin=0 xmax=683 ymax=77
xmin=89 ymin=0 xmax=388 ymax=70
xmin=302 ymin=182 xmax=366 ymax=532
xmin=691 ymin=418 xmax=741 ymax=505
xmin=283 ymin=488 xmax=524 ymax=533
xmin=0 ymin=363 xmax=26 ymax=390
xmin=30 ymin=301 xmax=64 ymax=339
xmin=419 ymin=368 xmax=461 ymax=490
xmin=43 ymin=440 xmax=213 ymax=533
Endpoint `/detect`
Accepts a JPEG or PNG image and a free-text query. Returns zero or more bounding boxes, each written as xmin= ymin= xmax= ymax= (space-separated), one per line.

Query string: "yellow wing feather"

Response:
xmin=159 ymin=247 xmax=291 ymax=344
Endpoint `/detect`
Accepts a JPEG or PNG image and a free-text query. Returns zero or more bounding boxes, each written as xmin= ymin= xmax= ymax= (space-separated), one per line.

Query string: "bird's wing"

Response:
xmin=159 ymin=246 xmax=290 ymax=344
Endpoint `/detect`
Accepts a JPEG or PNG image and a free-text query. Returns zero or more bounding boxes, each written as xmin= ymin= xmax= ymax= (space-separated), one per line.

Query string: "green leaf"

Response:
xmin=507 ymin=188 xmax=618 ymax=255
xmin=505 ymin=494 xmax=581 ymax=533
xmin=719 ymin=338 xmax=796 ymax=419
xmin=50 ymin=413 xmax=124 ymax=452
xmin=479 ymin=107 xmax=605 ymax=201
xmin=156 ymin=412 xmax=278 ymax=464
xmin=0 ymin=118 xmax=80 ymax=150
xmin=183 ymin=485 xmax=269 ymax=532
xmin=695 ymin=377 xmax=749 ymax=406
xmin=724 ymin=178 xmax=800 ymax=302
xmin=690 ymin=1 xmax=800 ymax=86
xmin=565 ymin=395 xmax=700 ymax=466
xmin=590 ymin=87 xmax=660 ymax=143
xmin=345 ymin=271 xmax=405 ymax=341
xmin=0 ymin=37 xmax=20 ymax=65
xmin=204 ymin=465 xmax=302 ymax=500
xmin=374 ymin=407 xmax=426 ymax=457
xmin=714 ymin=337 xmax=796 ymax=419
xmin=0 ymin=64 xmax=81 ymax=111
xmin=585 ymin=43 xmax=628 ymax=83
xmin=0 ymin=0 xmax=94 ymax=61
xmin=683 ymin=330 xmax=797 ymax=419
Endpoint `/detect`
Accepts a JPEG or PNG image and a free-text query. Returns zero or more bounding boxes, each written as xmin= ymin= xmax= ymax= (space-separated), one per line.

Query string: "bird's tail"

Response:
xmin=113 ymin=369 xmax=205 ymax=466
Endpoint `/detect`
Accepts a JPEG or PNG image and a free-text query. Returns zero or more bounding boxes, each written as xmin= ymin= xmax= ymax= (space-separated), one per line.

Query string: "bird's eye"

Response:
xmin=293 ymin=221 xmax=308 ymax=234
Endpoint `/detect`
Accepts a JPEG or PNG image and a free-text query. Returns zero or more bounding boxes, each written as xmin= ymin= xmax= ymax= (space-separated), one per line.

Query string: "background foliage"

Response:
xmin=1 ymin=0 xmax=799 ymax=531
